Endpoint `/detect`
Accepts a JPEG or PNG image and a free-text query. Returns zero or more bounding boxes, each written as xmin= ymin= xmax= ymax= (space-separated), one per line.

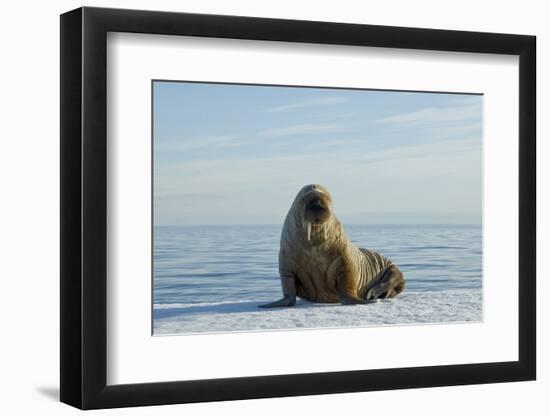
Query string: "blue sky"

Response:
xmin=153 ymin=81 xmax=482 ymax=225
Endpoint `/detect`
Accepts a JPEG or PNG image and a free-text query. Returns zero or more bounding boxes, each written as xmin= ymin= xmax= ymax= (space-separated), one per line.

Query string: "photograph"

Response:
xmin=152 ymin=81 xmax=483 ymax=335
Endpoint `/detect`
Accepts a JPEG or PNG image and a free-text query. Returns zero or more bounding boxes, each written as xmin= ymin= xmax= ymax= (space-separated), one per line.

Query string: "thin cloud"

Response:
xmin=155 ymin=135 xmax=480 ymax=199
xmin=259 ymin=123 xmax=342 ymax=138
xmin=351 ymin=136 xmax=481 ymax=171
xmin=155 ymin=135 xmax=241 ymax=152
xmin=263 ymin=96 xmax=348 ymax=113
xmin=374 ymin=101 xmax=480 ymax=126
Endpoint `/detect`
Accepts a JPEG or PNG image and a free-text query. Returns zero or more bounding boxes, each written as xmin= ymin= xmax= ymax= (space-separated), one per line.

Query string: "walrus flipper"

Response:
xmin=258 ymin=295 xmax=296 ymax=308
xmin=340 ymin=295 xmax=374 ymax=305
xmin=258 ymin=274 xmax=297 ymax=308
xmin=365 ymin=265 xmax=405 ymax=300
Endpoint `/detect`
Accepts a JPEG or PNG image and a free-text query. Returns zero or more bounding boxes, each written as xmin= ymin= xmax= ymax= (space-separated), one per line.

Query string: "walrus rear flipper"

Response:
xmin=365 ymin=265 xmax=405 ymax=300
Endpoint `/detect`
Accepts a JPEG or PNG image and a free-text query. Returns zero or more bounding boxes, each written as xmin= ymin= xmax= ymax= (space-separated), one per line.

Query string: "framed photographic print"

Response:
xmin=60 ymin=6 xmax=536 ymax=410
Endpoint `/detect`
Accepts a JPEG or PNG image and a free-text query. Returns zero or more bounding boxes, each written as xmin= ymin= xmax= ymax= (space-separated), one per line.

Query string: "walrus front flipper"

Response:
xmin=258 ymin=295 xmax=296 ymax=308
xmin=259 ymin=273 xmax=297 ymax=308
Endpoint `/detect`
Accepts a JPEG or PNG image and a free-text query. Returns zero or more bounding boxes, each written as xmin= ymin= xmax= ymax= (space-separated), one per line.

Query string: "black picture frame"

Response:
xmin=60 ymin=6 xmax=536 ymax=410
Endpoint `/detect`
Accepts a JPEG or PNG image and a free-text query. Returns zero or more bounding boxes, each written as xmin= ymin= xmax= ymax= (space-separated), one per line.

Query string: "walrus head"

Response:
xmin=296 ymin=184 xmax=334 ymax=242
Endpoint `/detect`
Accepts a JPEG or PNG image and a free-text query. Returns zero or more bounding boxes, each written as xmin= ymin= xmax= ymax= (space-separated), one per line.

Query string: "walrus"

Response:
xmin=260 ymin=184 xmax=404 ymax=307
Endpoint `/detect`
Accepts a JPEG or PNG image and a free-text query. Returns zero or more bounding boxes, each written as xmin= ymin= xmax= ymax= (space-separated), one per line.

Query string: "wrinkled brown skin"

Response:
xmin=259 ymin=184 xmax=404 ymax=308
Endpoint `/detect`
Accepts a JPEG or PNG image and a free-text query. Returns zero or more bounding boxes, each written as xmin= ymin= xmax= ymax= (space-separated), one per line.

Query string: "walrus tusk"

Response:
xmin=323 ymin=223 xmax=328 ymax=240
xmin=307 ymin=222 xmax=312 ymax=241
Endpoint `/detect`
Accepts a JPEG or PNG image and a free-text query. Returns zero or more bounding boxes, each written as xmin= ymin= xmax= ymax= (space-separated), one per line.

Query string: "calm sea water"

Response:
xmin=153 ymin=225 xmax=482 ymax=307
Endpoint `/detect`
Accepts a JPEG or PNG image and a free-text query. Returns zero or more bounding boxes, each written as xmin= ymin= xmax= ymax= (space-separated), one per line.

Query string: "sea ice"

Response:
xmin=153 ymin=288 xmax=482 ymax=335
